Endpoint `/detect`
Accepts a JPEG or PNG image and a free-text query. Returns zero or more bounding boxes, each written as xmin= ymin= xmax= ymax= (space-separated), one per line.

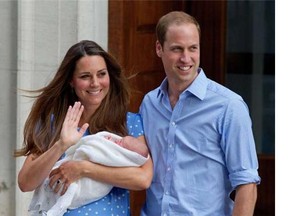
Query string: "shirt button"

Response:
xmin=165 ymin=191 xmax=169 ymax=195
xmin=171 ymin=121 xmax=175 ymax=126
xmin=167 ymin=167 xmax=171 ymax=171
xmin=163 ymin=213 xmax=167 ymax=216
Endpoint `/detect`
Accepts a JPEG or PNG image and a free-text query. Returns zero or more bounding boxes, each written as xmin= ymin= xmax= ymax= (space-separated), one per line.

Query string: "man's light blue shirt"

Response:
xmin=140 ymin=69 xmax=260 ymax=216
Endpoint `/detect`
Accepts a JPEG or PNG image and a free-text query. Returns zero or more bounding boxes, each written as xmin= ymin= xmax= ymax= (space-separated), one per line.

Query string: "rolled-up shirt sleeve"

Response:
xmin=220 ymin=99 xmax=261 ymax=188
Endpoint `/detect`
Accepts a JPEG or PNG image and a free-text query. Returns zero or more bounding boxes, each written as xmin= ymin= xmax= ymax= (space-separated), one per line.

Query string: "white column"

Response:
xmin=77 ymin=0 xmax=108 ymax=50
xmin=0 ymin=0 xmax=18 ymax=215
xmin=16 ymin=1 xmax=36 ymax=215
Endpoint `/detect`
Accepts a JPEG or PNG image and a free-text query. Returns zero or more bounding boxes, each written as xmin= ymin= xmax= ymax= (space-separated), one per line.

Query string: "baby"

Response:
xmin=29 ymin=131 xmax=149 ymax=216
xmin=104 ymin=134 xmax=148 ymax=157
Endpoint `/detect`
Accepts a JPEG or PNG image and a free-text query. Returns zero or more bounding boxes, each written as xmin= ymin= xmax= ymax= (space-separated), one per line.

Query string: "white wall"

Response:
xmin=0 ymin=1 xmax=18 ymax=215
xmin=0 ymin=0 xmax=108 ymax=215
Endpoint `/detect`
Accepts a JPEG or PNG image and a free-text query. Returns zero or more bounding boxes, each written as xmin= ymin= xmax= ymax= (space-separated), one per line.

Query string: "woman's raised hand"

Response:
xmin=60 ymin=101 xmax=89 ymax=149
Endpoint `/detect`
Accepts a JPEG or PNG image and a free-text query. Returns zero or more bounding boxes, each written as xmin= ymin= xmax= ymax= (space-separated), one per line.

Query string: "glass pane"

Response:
xmin=225 ymin=0 xmax=275 ymax=154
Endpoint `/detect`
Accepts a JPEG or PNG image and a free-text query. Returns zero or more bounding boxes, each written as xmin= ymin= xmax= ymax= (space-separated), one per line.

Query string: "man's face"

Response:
xmin=156 ymin=23 xmax=200 ymax=90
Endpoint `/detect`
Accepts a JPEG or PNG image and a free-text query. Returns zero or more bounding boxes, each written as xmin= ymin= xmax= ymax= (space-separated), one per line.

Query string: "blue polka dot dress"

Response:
xmin=64 ymin=112 xmax=144 ymax=216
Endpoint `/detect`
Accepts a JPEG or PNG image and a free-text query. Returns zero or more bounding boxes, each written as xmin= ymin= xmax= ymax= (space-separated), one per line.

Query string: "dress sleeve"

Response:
xmin=126 ymin=112 xmax=144 ymax=137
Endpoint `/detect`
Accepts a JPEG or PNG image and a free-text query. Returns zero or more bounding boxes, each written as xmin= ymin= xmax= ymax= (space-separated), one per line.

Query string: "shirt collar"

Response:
xmin=157 ymin=68 xmax=208 ymax=100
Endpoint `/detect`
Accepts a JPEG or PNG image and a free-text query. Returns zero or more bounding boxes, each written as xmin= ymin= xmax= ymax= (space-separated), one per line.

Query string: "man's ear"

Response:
xmin=156 ymin=40 xmax=162 ymax=57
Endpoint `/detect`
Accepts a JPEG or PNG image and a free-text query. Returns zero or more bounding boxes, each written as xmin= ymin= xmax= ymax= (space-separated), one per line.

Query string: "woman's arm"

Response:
xmin=49 ymin=156 xmax=153 ymax=195
xmin=83 ymin=156 xmax=153 ymax=190
xmin=18 ymin=140 xmax=66 ymax=192
xmin=18 ymin=102 xmax=89 ymax=192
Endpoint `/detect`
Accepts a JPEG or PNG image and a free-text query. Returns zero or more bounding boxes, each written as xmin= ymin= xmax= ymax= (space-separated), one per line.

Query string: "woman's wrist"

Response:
xmin=80 ymin=160 xmax=96 ymax=178
xmin=55 ymin=139 xmax=69 ymax=152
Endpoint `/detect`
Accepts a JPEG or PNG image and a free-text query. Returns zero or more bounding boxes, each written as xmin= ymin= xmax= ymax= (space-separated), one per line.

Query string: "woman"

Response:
xmin=15 ymin=40 xmax=153 ymax=215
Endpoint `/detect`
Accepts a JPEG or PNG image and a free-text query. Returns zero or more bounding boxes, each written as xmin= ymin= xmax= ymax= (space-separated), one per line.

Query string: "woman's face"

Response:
xmin=70 ymin=55 xmax=110 ymax=111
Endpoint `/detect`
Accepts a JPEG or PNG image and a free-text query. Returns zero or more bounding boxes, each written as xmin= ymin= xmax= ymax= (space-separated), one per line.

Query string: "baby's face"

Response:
xmin=105 ymin=135 xmax=123 ymax=146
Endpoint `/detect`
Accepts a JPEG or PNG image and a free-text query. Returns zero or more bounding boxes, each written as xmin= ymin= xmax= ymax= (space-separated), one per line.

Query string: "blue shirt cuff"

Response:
xmin=229 ymin=169 xmax=261 ymax=188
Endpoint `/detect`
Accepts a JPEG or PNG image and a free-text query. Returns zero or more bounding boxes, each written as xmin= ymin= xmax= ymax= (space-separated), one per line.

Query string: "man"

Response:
xmin=139 ymin=11 xmax=260 ymax=216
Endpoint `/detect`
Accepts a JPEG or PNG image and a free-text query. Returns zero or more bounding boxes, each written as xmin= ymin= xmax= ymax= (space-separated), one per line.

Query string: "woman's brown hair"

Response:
xmin=15 ymin=40 xmax=130 ymax=157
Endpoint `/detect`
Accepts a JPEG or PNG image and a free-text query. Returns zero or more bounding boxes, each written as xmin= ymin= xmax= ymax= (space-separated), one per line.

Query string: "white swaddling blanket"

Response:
xmin=28 ymin=131 xmax=148 ymax=216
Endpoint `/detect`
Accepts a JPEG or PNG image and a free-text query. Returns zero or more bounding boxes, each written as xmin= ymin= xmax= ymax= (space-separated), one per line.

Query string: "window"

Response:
xmin=225 ymin=0 xmax=275 ymax=154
